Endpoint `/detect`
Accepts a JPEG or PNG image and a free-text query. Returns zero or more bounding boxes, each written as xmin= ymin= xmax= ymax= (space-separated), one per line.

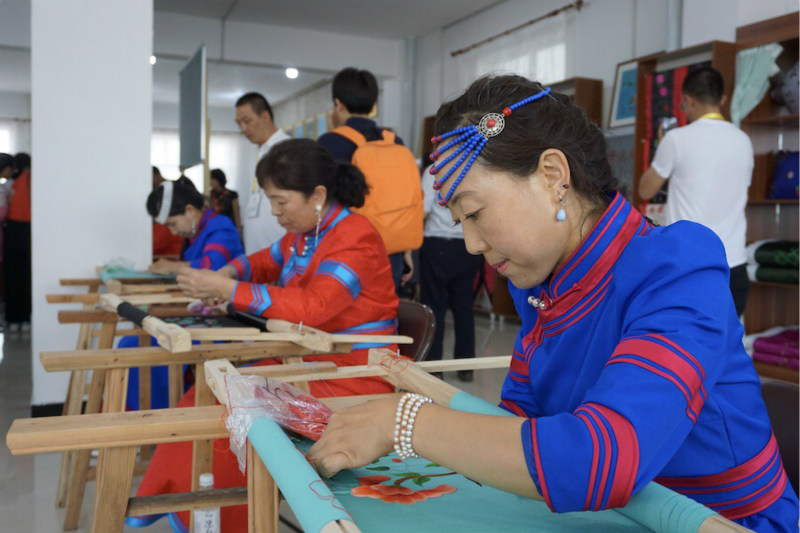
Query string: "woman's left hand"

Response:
xmin=176 ymin=266 xmax=233 ymax=300
xmin=149 ymin=259 xmax=179 ymax=275
xmin=307 ymin=397 xmax=397 ymax=478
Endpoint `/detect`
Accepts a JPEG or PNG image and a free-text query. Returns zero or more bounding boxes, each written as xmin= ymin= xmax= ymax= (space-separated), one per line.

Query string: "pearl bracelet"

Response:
xmin=393 ymin=392 xmax=433 ymax=460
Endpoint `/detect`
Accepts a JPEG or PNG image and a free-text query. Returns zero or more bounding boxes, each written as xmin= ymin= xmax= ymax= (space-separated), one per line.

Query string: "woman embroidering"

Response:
xmin=307 ymin=75 xmax=799 ymax=533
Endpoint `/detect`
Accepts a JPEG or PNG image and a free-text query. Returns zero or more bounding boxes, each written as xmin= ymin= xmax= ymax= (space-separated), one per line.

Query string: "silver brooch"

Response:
xmin=477 ymin=113 xmax=505 ymax=138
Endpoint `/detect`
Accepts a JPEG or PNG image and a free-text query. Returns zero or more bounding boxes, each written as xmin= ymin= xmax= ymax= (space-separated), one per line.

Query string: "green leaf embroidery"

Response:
xmin=391 ymin=472 xmax=419 ymax=477
xmin=413 ymin=476 xmax=431 ymax=486
xmin=425 ymin=463 xmax=439 ymax=468
xmin=366 ymin=466 xmax=390 ymax=471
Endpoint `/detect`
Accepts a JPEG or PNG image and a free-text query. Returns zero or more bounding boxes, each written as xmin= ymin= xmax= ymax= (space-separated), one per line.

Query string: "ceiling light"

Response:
xmin=150 ymin=55 xmax=157 ymax=65
xmin=285 ymin=67 xmax=299 ymax=79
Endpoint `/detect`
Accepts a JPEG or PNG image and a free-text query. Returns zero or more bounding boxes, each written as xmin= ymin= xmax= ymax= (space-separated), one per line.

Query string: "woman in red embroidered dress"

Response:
xmin=129 ymin=139 xmax=399 ymax=533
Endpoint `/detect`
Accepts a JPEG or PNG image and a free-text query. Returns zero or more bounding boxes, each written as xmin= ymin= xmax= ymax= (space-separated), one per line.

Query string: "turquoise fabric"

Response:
xmin=245 ymin=388 xmax=720 ymax=533
xmin=731 ymin=44 xmax=782 ymax=127
xmin=247 ymin=418 xmax=351 ymax=533
xmin=99 ymin=266 xmax=175 ymax=284
xmin=449 ymin=390 xmax=512 ymax=416
xmin=618 ymin=483 xmax=716 ymax=533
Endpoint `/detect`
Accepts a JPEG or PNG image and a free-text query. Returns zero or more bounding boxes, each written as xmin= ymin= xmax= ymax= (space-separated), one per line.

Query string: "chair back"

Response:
xmin=396 ymin=300 xmax=436 ymax=362
xmin=760 ymin=377 xmax=799 ymax=494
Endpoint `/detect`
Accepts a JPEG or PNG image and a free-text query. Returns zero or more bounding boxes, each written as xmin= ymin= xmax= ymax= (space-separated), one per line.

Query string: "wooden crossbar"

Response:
xmin=240 ymin=356 xmax=513 ymax=383
xmin=6 ymin=394 xmax=398 ymax=455
xmin=126 ymin=487 xmax=248 ymax=516
xmin=39 ymin=341 xmax=353 ymax=372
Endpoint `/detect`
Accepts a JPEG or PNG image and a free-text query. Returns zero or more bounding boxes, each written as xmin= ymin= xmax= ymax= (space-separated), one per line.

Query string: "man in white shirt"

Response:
xmin=420 ymin=164 xmax=482 ymax=382
xmin=234 ymin=92 xmax=290 ymax=254
xmin=639 ymin=67 xmax=754 ymax=316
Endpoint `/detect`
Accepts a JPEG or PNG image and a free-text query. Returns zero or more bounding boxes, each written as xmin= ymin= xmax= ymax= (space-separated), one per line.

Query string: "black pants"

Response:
xmin=4 ymin=220 xmax=31 ymax=323
xmin=388 ymin=252 xmax=404 ymax=295
xmin=420 ymin=237 xmax=482 ymax=361
xmin=729 ymin=263 xmax=750 ymax=317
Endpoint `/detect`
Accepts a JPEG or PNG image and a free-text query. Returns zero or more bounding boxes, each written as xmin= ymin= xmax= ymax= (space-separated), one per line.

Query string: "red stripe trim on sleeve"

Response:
xmin=203 ymin=243 xmax=231 ymax=262
xmin=578 ymin=407 xmax=614 ymax=510
xmin=608 ymin=337 xmax=705 ymax=422
xmin=590 ymin=404 xmax=639 ymax=508
xmin=607 ymin=356 xmax=698 ymax=423
xmin=575 ymin=411 xmax=601 ymax=511
xmin=499 ymin=399 xmax=527 ymax=417
xmin=530 ymin=419 xmax=554 ymax=511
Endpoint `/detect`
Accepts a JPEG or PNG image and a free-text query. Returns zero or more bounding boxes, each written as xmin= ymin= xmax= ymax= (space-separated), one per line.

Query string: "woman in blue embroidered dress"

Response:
xmin=146 ymin=176 xmax=243 ymax=275
xmin=307 ymin=75 xmax=799 ymax=533
xmin=122 ymin=177 xmax=244 ymax=411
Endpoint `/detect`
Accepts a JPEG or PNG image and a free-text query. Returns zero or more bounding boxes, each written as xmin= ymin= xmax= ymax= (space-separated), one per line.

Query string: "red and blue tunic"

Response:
xmin=182 ymin=209 xmax=243 ymax=270
xmin=226 ymin=201 xmax=400 ymax=396
xmin=132 ymin=203 xmax=399 ymax=533
xmin=501 ymin=193 xmax=798 ymax=533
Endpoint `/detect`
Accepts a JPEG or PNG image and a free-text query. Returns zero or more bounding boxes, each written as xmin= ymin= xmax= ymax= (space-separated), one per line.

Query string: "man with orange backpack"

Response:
xmin=318 ymin=67 xmax=423 ymax=293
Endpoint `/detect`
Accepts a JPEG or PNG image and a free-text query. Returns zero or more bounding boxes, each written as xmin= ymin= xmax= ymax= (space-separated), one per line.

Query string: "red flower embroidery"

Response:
xmin=352 ymin=475 xmax=457 ymax=504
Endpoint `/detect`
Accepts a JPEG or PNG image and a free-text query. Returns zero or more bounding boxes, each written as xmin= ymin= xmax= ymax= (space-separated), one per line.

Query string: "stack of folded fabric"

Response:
xmin=751 ymin=327 xmax=799 ymax=369
xmin=745 ymin=240 xmax=799 ymax=284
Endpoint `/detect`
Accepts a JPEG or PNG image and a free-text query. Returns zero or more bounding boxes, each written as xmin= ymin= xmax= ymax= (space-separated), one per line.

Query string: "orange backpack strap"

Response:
xmin=332 ymin=126 xmax=367 ymax=147
xmin=381 ymin=130 xmax=396 ymax=143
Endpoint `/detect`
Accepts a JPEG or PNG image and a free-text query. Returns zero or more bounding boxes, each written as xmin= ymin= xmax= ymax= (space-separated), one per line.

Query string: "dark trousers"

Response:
xmin=388 ymin=252 xmax=404 ymax=294
xmin=729 ymin=263 xmax=750 ymax=317
xmin=4 ymin=220 xmax=32 ymax=323
xmin=420 ymin=237 xmax=482 ymax=361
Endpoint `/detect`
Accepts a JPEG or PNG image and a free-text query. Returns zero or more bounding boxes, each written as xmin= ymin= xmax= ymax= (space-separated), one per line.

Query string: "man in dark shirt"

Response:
xmin=318 ymin=67 xmax=415 ymax=291
xmin=318 ymin=67 xmax=405 ymax=159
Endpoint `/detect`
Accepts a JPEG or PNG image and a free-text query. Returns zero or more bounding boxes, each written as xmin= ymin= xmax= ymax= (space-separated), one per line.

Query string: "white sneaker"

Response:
xmin=20 ymin=322 xmax=30 ymax=333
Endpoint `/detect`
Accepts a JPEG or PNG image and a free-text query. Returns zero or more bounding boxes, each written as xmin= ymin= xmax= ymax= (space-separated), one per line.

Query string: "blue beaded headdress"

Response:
xmin=429 ymin=86 xmax=552 ymax=206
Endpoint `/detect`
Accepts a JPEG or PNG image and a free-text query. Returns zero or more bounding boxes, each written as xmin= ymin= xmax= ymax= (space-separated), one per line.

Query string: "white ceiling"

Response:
xmin=0 ymin=0 xmax=506 ymax=109
xmin=154 ymin=0 xmax=504 ymax=39
xmin=0 ymin=48 xmax=326 ymax=108
xmin=153 ymin=57 xmax=328 ymax=107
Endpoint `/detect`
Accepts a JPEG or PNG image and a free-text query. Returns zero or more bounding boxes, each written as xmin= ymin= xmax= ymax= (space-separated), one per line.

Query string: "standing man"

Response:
xmin=235 ymin=92 xmax=290 ymax=254
xmin=420 ymin=164 xmax=482 ymax=381
xmin=639 ymin=67 xmax=754 ymax=316
xmin=318 ymin=67 xmax=423 ymax=292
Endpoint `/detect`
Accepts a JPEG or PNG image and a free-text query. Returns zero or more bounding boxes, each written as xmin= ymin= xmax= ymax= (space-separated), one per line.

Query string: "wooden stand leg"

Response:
xmin=63 ymin=322 xmax=116 ymax=531
xmin=190 ymin=363 xmax=215 ymax=533
xmin=247 ymin=441 xmax=279 ymax=533
xmin=168 ymin=364 xmax=183 ymax=408
xmin=138 ymin=337 xmax=153 ymax=461
xmin=87 ymin=367 xmax=131 ymax=532
xmin=285 ymin=356 xmax=310 ymax=394
xmin=56 ymin=291 xmax=97 ymax=507
xmin=89 ymin=445 xmax=137 ymax=533
xmin=56 ymin=369 xmax=87 ymax=507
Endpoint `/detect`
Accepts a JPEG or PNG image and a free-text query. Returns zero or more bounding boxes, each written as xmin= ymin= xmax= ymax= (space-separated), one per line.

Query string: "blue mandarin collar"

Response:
xmin=543 ymin=192 xmax=641 ymax=300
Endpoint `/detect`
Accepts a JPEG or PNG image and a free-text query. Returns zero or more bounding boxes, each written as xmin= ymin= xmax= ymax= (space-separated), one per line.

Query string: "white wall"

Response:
xmin=0 ymin=91 xmax=30 ymax=119
xmin=413 ymin=0 xmax=796 ymax=135
xmin=31 ymin=0 xmax=153 ymax=405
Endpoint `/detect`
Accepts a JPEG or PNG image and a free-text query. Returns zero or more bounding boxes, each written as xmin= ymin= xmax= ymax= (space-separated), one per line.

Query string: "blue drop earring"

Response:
xmin=556 ymin=183 xmax=569 ymax=221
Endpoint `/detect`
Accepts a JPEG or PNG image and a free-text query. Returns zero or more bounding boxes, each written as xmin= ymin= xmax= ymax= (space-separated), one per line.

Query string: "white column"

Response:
xmin=31 ymin=0 xmax=153 ymax=405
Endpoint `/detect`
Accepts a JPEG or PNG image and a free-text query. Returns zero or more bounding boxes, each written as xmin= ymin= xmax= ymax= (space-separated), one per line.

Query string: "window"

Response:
xmin=150 ymin=130 xmax=257 ymax=198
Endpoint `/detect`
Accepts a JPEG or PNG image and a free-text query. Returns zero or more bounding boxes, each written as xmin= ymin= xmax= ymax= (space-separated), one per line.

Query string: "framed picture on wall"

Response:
xmin=608 ymin=59 xmax=638 ymax=128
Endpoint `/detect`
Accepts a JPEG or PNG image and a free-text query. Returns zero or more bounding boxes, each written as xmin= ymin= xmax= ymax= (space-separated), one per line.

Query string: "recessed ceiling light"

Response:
xmin=150 ymin=55 xmax=157 ymax=65
xmin=285 ymin=67 xmax=299 ymax=79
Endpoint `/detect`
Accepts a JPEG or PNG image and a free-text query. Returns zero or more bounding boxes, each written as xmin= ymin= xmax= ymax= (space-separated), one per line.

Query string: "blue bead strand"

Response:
xmin=434 ymin=125 xmax=473 ymax=143
xmin=443 ymin=137 xmax=487 ymax=203
xmin=435 ymin=135 xmax=480 ymax=189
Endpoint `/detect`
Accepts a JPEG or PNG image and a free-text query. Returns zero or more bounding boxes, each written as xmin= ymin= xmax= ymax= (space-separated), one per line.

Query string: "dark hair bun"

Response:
xmin=256 ymin=138 xmax=368 ymax=208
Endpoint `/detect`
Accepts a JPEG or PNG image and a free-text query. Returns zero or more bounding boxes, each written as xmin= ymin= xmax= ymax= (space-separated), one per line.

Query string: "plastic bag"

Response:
xmin=223 ymin=373 xmax=332 ymax=473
